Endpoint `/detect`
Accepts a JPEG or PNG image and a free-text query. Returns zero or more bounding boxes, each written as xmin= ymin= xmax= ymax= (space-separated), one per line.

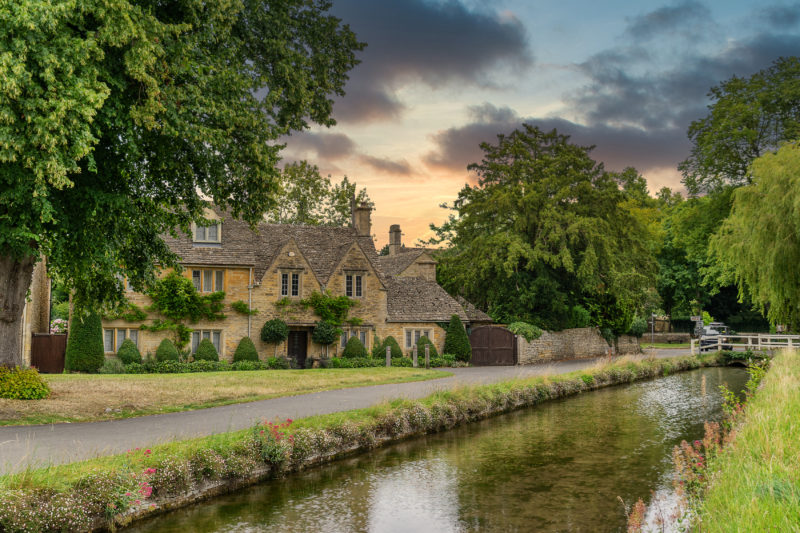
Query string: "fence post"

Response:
xmin=690 ymin=339 xmax=696 ymax=356
xmin=412 ymin=344 xmax=418 ymax=367
xmin=790 ymin=338 xmax=794 ymax=350
xmin=425 ymin=344 xmax=430 ymax=369
xmin=386 ymin=345 xmax=391 ymax=367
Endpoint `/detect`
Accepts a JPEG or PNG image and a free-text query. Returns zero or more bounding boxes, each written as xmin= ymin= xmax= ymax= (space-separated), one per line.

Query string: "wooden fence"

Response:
xmin=691 ymin=334 xmax=800 ymax=354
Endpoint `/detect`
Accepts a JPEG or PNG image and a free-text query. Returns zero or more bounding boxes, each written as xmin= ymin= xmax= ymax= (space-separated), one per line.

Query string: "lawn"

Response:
xmin=0 ymin=368 xmax=450 ymax=426
xmin=641 ymin=342 xmax=691 ymax=349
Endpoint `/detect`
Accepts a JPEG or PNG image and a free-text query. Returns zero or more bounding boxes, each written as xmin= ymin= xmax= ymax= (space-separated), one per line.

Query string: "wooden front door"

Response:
xmin=469 ymin=326 xmax=517 ymax=366
xmin=287 ymin=330 xmax=308 ymax=369
xmin=31 ymin=333 xmax=67 ymax=373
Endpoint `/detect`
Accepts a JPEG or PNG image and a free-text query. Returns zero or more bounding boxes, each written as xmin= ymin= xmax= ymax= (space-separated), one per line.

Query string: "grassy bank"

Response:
xmin=696 ymin=350 xmax=800 ymax=530
xmin=0 ymin=368 xmax=451 ymax=426
xmin=0 ymin=353 xmax=723 ymax=532
xmin=641 ymin=342 xmax=691 ymax=349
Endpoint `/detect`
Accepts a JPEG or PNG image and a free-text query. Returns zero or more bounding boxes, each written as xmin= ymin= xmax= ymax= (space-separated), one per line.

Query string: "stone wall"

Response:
xmin=20 ymin=259 xmax=51 ymax=366
xmin=517 ymin=327 xmax=640 ymax=365
xmin=645 ymin=332 xmax=691 ymax=344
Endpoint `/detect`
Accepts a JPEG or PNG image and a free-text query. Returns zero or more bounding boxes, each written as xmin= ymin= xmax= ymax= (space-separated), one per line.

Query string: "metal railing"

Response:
xmin=690 ymin=334 xmax=800 ymax=354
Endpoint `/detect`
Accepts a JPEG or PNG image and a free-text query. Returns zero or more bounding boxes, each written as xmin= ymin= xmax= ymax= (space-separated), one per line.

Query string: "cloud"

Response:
xmin=329 ymin=0 xmax=532 ymax=123
xmin=758 ymin=3 xmax=800 ymax=29
xmin=282 ymin=131 xmax=356 ymax=160
xmin=358 ymin=155 xmax=413 ymax=175
xmin=624 ymin=1 xmax=714 ymax=40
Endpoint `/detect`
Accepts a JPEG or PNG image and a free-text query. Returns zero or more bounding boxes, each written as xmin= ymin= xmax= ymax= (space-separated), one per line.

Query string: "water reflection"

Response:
xmin=127 ymin=367 xmax=747 ymax=532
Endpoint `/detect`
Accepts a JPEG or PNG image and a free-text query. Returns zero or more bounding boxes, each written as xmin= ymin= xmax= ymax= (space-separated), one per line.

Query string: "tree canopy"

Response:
xmin=429 ymin=125 xmax=656 ymax=331
xmin=0 ymin=0 xmax=363 ymax=366
xmin=710 ymin=143 xmax=800 ymax=329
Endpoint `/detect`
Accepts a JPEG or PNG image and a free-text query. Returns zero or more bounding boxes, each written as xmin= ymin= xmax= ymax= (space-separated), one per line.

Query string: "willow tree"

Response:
xmin=430 ymin=125 xmax=656 ymax=331
xmin=710 ymin=143 xmax=800 ymax=330
xmin=0 ymin=0 xmax=363 ymax=366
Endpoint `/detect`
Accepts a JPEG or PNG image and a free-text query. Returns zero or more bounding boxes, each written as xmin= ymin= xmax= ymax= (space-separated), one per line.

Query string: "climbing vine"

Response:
xmin=301 ymin=291 xmax=358 ymax=325
xmin=103 ymin=303 xmax=148 ymax=322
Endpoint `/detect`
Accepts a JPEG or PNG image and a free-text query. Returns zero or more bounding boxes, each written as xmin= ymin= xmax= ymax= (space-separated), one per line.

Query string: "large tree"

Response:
xmin=0 ymin=0 xmax=363 ymax=366
xmin=710 ymin=143 xmax=800 ymax=330
xmin=430 ymin=125 xmax=656 ymax=331
xmin=680 ymin=56 xmax=800 ymax=195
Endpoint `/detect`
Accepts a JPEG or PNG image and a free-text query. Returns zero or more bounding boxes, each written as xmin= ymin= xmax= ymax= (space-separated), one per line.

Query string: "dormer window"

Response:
xmin=193 ymin=221 xmax=221 ymax=243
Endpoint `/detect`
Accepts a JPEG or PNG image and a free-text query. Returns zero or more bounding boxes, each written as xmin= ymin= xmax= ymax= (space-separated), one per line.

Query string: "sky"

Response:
xmin=281 ymin=0 xmax=800 ymax=247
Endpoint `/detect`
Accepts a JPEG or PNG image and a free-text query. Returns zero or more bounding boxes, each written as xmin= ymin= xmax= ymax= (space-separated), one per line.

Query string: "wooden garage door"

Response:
xmin=469 ymin=327 xmax=517 ymax=366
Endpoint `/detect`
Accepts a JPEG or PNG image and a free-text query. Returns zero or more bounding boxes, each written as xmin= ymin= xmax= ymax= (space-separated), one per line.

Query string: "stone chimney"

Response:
xmin=388 ymin=224 xmax=402 ymax=256
xmin=352 ymin=202 xmax=372 ymax=237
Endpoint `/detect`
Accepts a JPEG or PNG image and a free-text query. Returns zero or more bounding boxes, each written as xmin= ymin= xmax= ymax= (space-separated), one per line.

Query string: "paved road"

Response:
xmin=0 ymin=349 xmax=688 ymax=474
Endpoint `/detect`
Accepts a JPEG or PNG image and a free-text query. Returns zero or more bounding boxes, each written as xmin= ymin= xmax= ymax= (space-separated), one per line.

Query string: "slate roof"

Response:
xmin=386 ymin=277 xmax=469 ymax=323
xmin=163 ymin=216 xmax=257 ymax=268
xmin=455 ymin=296 xmax=493 ymax=323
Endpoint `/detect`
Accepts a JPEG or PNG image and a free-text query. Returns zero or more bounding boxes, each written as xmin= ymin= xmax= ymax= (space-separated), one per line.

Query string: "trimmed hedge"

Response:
xmin=342 ymin=336 xmax=368 ymax=358
xmin=443 ymin=314 xmax=471 ymax=362
xmin=98 ymin=358 xmax=126 ymax=374
xmin=383 ymin=336 xmax=403 ymax=359
xmin=0 ymin=366 xmax=50 ymax=399
xmin=194 ymin=339 xmax=220 ymax=362
xmin=155 ymin=338 xmax=180 ymax=362
xmin=415 ymin=335 xmax=438 ymax=358
xmin=65 ymin=311 xmax=105 ymax=372
xmin=123 ymin=357 xmax=291 ymax=374
xmin=233 ymin=337 xmax=259 ymax=362
xmin=116 ymin=338 xmax=142 ymax=365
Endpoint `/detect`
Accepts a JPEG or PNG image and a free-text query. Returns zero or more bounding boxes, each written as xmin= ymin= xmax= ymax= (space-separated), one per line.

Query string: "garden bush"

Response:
xmin=98 ymin=358 xmax=126 ymax=374
xmin=415 ymin=335 xmax=438 ymax=358
xmin=232 ymin=337 xmax=259 ymax=362
xmin=371 ymin=335 xmax=384 ymax=358
xmin=65 ymin=311 xmax=105 ymax=372
xmin=443 ymin=314 xmax=471 ymax=362
xmin=627 ymin=316 xmax=648 ymax=338
xmin=116 ymin=338 xmax=142 ymax=365
xmin=124 ymin=362 xmax=147 ymax=374
xmin=155 ymin=338 xmax=180 ymax=362
xmin=383 ymin=336 xmax=403 ymax=359
xmin=194 ymin=339 xmax=220 ymax=362
xmin=329 ymin=357 xmax=383 ymax=368
xmin=266 ymin=356 xmax=290 ymax=369
xmin=508 ymin=321 xmax=543 ymax=342
xmin=342 ymin=336 xmax=368 ymax=358
xmin=260 ymin=318 xmax=289 ymax=344
xmin=311 ymin=321 xmax=338 ymax=347
xmin=0 ymin=366 xmax=50 ymax=399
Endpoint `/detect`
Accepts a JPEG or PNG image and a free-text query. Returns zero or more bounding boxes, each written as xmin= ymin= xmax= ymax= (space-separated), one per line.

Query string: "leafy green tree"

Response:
xmin=65 ymin=311 xmax=105 ymax=372
xmin=261 ymin=319 xmax=289 ymax=357
xmin=325 ymin=175 xmax=373 ymax=226
xmin=0 ymin=0 xmax=363 ymax=367
xmin=155 ymin=338 xmax=179 ymax=362
xmin=341 ymin=336 xmax=368 ymax=358
xmin=311 ymin=320 xmax=339 ymax=357
xmin=194 ymin=338 xmax=219 ymax=362
xmin=232 ymin=337 xmax=259 ymax=362
xmin=680 ymin=57 xmax=800 ymax=194
xmin=430 ymin=125 xmax=656 ymax=329
xmin=116 ymin=338 xmax=142 ymax=365
xmin=711 ymin=143 xmax=800 ymax=329
xmin=443 ymin=315 xmax=471 ymax=362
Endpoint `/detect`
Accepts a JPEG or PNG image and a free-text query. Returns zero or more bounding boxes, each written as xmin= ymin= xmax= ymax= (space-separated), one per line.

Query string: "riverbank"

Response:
xmin=696 ymin=349 xmax=799 ymax=530
xmin=0 ymin=353 xmax=723 ymax=532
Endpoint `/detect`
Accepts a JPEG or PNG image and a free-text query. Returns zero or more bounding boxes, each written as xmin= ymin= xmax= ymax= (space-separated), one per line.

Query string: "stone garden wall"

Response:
xmin=518 ymin=327 xmax=640 ymax=365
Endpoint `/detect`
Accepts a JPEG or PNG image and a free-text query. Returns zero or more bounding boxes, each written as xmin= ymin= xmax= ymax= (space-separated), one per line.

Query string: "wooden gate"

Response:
xmin=287 ymin=330 xmax=308 ymax=369
xmin=31 ymin=333 xmax=67 ymax=373
xmin=469 ymin=326 xmax=517 ymax=366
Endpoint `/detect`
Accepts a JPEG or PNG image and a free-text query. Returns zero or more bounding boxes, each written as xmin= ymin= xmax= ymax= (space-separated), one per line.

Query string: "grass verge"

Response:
xmin=0 ymin=353 xmax=723 ymax=532
xmin=0 ymin=368 xmax=451 ymax=426
xmin=641 ymin=343 xmax=691 ymax=349
xmin=696 ymin=350 xmax=800 ymax=530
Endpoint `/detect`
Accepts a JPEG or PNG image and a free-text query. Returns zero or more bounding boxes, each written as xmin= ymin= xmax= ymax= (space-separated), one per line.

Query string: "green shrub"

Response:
xmin=383 ymin=336 xmax=403 ymax=359
xmin=194 ymin=339 xmax=219 ymax=361
xmin=65 ymin=311 xmax=105 ymax=372
xmin=52 ymin=301 xmax=70 ymax=321
xmin=260 ymin=318 xmax=289 ymax=344
xmin=124 ymin=362 xmax=146 ymax=374
xmin=415 ymin=335 xmax=438 ymax=358
xmin=392 ymin=356 xmax=412 ymax=367
xmin=329 ymin=357 xmax=383 ymax=368
xmin=266 ymin=356 xmax=290 ymax=369
xmin=231 ymin=360 xmax=263 ymax=371
xmin=508 ymin=321 xmax=543 ymax=342
xmin=342 ymin=336 xmax=368 ymax=358
xmin=155 ymin=338 xmax=180 ymax=362
xmin=0 ymin=366 xmax=50 ymax=399
xmin=569 ymin=305 xmax=591 ymax=328
xmin=98 ymin=357 xmax=126 ymax=374
xmin=627 ymin=317 xmax=648 ymax=338
xmin=443 ymin=314 xmax=471 ymax=362
xmin=371 ymin=335 xmax=384 ymax=358
xmin=116 ymin=338 xmax=142 ymax=365
xmin=311 ymin=321 xmax=339 ymax=346
xmin=232 ymin=337 xmax=259 ymax=362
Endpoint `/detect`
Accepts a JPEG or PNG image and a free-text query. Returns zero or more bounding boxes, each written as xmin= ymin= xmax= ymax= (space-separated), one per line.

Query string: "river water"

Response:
xmin=128 ymin=366 xmax=747 ymax=532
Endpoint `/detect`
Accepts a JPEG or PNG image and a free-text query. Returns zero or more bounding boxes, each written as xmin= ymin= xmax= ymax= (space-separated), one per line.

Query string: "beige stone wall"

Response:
xmin=517 ymin=327 xmax=640 ymax=364
xmin=20 ymin=259 xmax=51 ymax=366
xmin=380 ymin=322 xmax=447 ymax=356
xmin=398 ymin=261 xmax=436 ymax=281
xmin=646 ymin=332 xmax=691 ymax=344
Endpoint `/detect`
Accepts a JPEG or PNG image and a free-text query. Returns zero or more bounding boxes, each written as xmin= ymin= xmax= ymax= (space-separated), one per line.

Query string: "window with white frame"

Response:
xmin=340 ymin=329 xmax=369 ymax=349
xmin=405 ymin=329 xmax=432 ymax=349
xmin=191 ymin=269 xmax=224 ymax=292
xmin=280 ymin=271 xmax=301 ymax=297
xmin=345 ymin=272 xmax=364 ymax=298
xmin=103 ymin=328 xmax=139 ymax=353
xmin=191 ymin=330 xmax=222 ymax=354
xmin=193 ymin=222 xmax=222 ymax=243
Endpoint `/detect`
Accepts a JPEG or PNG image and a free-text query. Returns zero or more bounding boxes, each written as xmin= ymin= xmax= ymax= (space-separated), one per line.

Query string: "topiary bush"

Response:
xmin=116 ymin=338 xmax=142 ymax=365
xmin=233 ymin=337 xmax=259 ymax=362
xmin=311 ymin=321 xmax=339 ymax=358
xmin=155 ymin=338 xmax=180 ymax=362
xmin=383 ymin=336 xmax=403 ymax=359
xmin=0 ymin=366 xmax=50 ymax=399
xmin=416 ymin=335 xmax=438 ymax=358
xmin=341 ymin=336 xmax=368 ymax=358
xmin=194 ymin=338 xmax=219 ymax=361
xmin=371 ymin=335 xmax=383 ymax=358
xmin=65 ymin=311 xmax=105 ymax=372
xmin=98 ymin=357 xmax=126 ymax=374
xmin=443 ymin=314 xmax=471 ymax=362
xmin=261 ymin=318 xmax=289 ymax=356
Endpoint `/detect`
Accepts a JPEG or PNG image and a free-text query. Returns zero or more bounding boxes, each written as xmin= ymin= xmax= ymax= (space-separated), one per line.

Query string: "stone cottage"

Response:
xmin=101 ymin=205 xmax=490 ymax=365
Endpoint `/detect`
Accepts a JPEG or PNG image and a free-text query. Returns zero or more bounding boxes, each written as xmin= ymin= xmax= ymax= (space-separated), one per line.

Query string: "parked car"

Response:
xmin=700 ymin=325 xmax=733 ymax=351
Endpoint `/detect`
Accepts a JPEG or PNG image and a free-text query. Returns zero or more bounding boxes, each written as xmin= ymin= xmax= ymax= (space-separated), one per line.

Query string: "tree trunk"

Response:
xmin=0 ymin=253 xmax=37 ymax=367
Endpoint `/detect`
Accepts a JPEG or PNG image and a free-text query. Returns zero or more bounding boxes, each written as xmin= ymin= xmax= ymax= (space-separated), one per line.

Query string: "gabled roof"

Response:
xmin=456 ymin=296 xmax=493 ymax=323
xmin=386 ymin=277 xmax=469 ymax=323
xmin=163 ymin=216 xmax=257 ymax=267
